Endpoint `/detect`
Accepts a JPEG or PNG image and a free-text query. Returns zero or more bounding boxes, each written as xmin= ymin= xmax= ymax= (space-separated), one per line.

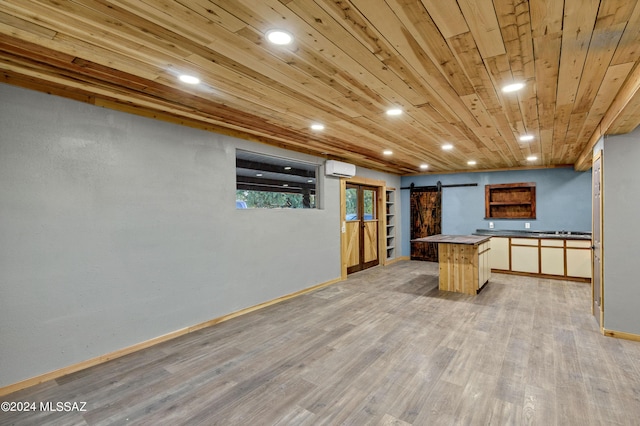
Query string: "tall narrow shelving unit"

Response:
xmin=385 ymin=188 xmax=396 ymax=260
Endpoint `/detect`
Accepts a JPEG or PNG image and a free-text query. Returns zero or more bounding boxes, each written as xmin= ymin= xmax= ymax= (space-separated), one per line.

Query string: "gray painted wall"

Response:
xmin=602 ymin=128 xmax=640 ymax=335
xmin=399 ymin=168 xmax=592 ymax=256
xmin=0 ymin=84 xmax=401 ymax=387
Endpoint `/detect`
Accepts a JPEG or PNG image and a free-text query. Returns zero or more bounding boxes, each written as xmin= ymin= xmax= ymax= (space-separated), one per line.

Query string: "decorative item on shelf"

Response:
xmin=485 ymin=182 xmax=536 ymax=219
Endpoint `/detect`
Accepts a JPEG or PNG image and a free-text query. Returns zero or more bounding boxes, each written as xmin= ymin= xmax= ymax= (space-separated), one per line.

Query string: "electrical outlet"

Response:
xmin=525 ymin=222 xmax=530 ymax=229
xmin=489 ymin=222 xmax=494 ymax=229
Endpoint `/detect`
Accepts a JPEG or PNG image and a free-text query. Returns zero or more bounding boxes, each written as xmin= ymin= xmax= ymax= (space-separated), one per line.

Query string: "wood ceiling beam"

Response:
xmin=574 ymin=62 xmax=640 ymax=171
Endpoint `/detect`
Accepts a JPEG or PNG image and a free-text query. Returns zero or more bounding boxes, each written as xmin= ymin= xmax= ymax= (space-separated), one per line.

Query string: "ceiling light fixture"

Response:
xmin=519 ymin=134 xmax=534 ymax=142
xmin=420 ymin=164 xmax=429 ymax=170
xmin=178 ymin=74 xmax=200 ymax=85
xmin=442 ymin=144 xmax=453 ymax=150
xmin=527 ymin=156 xmax=538 ymax=161
xmin=310 ymin=123 xmax=325 ymax=131
xmin=256 ymin=173 xmax=263 ymax=177
xmin=467 ymin=160 xmax=477 ymax=165
xmin=284 ymin=166 xmax=292 ymax=170
xmin=502 ymin=82 xmax=525 ymax=93
xmin=386 ymin=108 xmax=402 ymax=116
xmin=266 ymin=30 xmax=293 ymax=45
xmin=383 ymin=149 xmax=393 ymax=155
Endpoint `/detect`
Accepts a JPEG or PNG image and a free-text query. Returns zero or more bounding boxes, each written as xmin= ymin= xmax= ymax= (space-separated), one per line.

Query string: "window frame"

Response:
xmin=235 ymin=149 xmax=319 ymax=209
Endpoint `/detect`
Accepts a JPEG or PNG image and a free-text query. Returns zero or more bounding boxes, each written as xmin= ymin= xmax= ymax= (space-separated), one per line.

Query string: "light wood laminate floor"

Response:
xmin=2 ymin=261 xmax=640 ymax=425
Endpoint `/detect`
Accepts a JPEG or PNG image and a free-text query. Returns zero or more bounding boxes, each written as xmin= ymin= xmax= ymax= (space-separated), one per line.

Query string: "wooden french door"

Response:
xmin=345 ymin=184 xmax=379 ymax=274
xmin=410 ymin=187 xmax=442 ymax=262
xmin=592 ymin=153 xmax=603 ymax=327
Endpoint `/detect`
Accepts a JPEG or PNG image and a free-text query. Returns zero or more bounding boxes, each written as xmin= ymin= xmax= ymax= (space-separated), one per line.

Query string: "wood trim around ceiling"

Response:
xmin=574 ymin=62 xmax=640 ymax=171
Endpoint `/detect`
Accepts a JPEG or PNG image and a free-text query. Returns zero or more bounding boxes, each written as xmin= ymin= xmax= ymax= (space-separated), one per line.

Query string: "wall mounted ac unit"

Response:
xmin=325 ymin=160 xmax=356 ymax=178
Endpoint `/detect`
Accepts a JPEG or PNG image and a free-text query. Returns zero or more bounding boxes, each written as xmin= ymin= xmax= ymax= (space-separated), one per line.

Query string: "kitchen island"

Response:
xmin=412 ymin=234 xmax=491 ymax=295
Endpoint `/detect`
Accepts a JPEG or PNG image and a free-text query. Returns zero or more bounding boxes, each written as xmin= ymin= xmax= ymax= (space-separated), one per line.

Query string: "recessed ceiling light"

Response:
xmin=520 ymin=134 xmax=534 ymax=142
xmin=178 ymin=74 xmax=200 ymax=85
xmin=420 ymin=164 xmax=429 ymax=170
xmin=383 ymin=149 xmax=393 ymax=155
xmin=527 ymin=156 xmax=538 ymax=161
xmin=284 ymin=166 xmax=292 ymax=170
xmin=386 ymin=108 xmax=402 ymax=116
xmin=282 ymin=183 xmax=289 ymax=187
xmin=307 ymin=179 xmax=313 ymax=183
xmin=311 ymin=123 xmax=325 ymax=131
xmin=266 ymin=30 xmax=293 ymax=45
xmin=502 ymin=82 xmax=525 ymax=93
xmin=256 ymin=173 xmax=263 ymax=177
xmin=467 ymin=160 xmax=477 ymax=165
xmin=442 ymin=144 xmax=453 ymax=150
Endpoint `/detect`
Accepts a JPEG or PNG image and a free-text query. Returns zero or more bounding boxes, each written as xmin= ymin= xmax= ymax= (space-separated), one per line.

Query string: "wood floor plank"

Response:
xmin=522 ymin=383 xmax=557 ymax=426
xmin=2 ymin=261 xmax=640 ymax=425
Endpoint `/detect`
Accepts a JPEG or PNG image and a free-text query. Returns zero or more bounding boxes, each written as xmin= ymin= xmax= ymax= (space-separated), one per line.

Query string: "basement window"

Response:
xmin=236 ymin=150 xmax=318 ymax=209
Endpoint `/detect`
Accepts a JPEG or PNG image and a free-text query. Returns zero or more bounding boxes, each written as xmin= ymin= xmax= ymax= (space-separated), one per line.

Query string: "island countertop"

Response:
xmin=412 ymin=234 xmax=491 ymax=246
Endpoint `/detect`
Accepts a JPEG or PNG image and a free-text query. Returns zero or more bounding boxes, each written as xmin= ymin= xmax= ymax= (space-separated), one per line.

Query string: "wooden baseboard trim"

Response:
xmin=385 ymin=256 xmax=409 ymax=265
xmin=603 ymin=329 xmax=640 ymax=342
xmin=0 ymin=276 xmax=344 ymax=397
xmin=490 ymin=269 xmax=591 ymax=283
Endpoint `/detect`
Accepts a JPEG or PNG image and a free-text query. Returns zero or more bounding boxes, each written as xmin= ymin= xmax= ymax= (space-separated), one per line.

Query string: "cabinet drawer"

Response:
xmin=511 ymin=238 xmax=539 ymax=246
xmin=566 ymin=240 xmax=591 ymax=248
xmin=540 ymin=239 xmax=564 ymax=247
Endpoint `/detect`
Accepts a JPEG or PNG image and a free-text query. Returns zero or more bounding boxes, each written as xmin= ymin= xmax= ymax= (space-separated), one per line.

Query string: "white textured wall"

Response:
xmin=0 ymin=84 xmax=403 ymax=387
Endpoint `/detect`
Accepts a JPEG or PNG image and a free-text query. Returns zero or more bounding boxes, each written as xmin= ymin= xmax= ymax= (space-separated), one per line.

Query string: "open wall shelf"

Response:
xmin=485 ymin=182 xmax=536 ymax=219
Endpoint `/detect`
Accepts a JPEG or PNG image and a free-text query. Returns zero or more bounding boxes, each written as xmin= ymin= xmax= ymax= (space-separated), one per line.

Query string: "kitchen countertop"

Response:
xmin=473 ymin=229 xmax=592 ymax=240
xmin=412 ymin=234 xmax=492 ymax=245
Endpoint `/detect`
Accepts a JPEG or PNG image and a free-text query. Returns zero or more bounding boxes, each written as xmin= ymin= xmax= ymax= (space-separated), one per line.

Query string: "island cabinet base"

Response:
xmin=438 ymin=241 xmax=490 ymax=295
xmin=412 ymin=235 xmax=491 ymax=295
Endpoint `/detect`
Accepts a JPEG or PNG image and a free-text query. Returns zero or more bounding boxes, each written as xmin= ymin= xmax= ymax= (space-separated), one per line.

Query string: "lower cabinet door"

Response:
xmin=511 ymin=245 xmax=539 ymax=273
xmin=541 ymin=247 xmax=564 ymax=275
xmin=490 ymin=237 xmax=509 ymax=270
xmin=478 ymin=242 xmax=490 ymax=289
xmin=567 ymin=248 xmax=591 ymax=278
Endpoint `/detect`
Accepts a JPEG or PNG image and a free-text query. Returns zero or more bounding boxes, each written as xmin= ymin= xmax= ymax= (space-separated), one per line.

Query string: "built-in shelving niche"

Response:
xmin=485 ymin=182 xmax=536 ymax=219
xmin=385 ymin=188 xmax=396 ymax=259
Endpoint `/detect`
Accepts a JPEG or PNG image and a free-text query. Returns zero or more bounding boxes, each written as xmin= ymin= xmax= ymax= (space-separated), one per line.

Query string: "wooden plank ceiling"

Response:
xmin=1 ymin=0 xmax=639 ymax=174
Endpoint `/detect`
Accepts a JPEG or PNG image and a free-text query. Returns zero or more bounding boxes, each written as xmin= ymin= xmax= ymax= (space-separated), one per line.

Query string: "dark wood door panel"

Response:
xmin=410 ymin=189 xmax=442 ymax=262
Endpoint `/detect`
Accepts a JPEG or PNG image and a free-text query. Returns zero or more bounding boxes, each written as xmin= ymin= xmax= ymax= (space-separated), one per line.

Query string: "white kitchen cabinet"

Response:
xmin=485 ymin=233 xmax=591 ymax=281
xmin=540 ymin=239 xmax=565 ymax=276
xmin=490 ymin=237 xmax=510 ymax=270
xmin=478 ymin=241 xmax=491 ymax=290
xmin=511 ymin=238 xmax=539 ymax=273
xmin=566 ymin=240 xmax=592 ymax=278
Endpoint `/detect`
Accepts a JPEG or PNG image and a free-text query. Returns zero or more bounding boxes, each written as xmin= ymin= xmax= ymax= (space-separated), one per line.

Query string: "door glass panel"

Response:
xmin=363 ymin=189 xmax=375 ymax=220
xmin=346 ymin=187 xmax=358 ymax=221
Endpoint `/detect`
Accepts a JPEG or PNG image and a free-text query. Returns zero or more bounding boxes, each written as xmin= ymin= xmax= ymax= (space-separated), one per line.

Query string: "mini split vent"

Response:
xmin=324 ymin=160 xmax=356 ymax=178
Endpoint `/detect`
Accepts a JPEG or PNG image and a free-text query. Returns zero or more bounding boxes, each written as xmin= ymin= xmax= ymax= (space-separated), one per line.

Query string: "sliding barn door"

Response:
xmin=346 ymin=184 xmax=379 ymax=274
xmin=410 ymin=188 xmax=442 ymax=262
